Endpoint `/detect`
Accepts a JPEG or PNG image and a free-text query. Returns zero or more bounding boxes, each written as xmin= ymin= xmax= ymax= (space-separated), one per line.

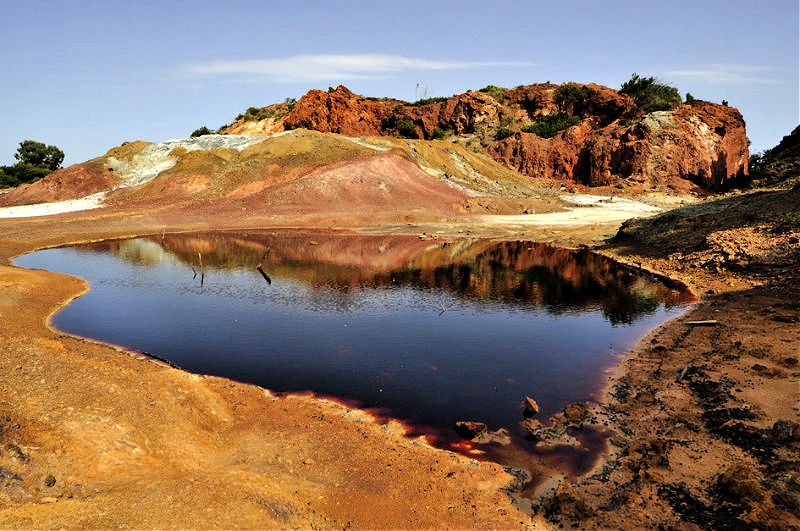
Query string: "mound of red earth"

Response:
xmin=230 ymin=83 xmax=749 ymax=192
xmin=0 ymin=160 xmax=118 ymax=206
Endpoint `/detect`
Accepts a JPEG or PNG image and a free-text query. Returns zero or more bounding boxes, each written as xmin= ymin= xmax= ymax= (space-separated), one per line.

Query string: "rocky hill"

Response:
xmin=223 ymin=83 xmax=749 ymax=193
xmin=748 ymin=125 xmax=800 ymax=189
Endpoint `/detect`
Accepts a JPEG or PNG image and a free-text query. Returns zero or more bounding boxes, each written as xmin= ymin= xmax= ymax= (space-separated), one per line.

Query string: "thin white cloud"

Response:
xmin=662 ymin=63 xmax=778 ymax=85
xmin=182 ymin=54 xmax=535 ymax=83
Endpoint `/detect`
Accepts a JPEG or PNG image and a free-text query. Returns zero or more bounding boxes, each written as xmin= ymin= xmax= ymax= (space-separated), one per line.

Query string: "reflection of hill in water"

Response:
xmin=84 ymin=230 xmax=692 ymax=325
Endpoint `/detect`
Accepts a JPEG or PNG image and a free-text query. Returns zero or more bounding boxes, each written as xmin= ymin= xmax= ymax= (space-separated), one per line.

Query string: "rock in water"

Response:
xmin=524 ymin=395 xmax=540 ymax=415
xmin=563 ymin=402 xmax=589 ymax=428
xmin=455 ymin=421 xmax=488 ymax=439
xmin=523 ymin=418 xmax=546 ymax=439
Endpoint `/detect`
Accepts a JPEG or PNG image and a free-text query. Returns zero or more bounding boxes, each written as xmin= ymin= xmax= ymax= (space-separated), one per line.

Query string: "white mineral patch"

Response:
xmin=0 ymin=135 xmax=273 ymax=219
xmin=107 ymin=134 xmax=268 ymax=188
xmin=0 ymin=192 xmax=106 ymax=218
xmin=562 ymin=194 xmax=662 ymax=213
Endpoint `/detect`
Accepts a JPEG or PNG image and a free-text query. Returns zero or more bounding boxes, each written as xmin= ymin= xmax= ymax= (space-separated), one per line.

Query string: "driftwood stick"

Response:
xmin=256 ymin=262 xmax=272 ymax=285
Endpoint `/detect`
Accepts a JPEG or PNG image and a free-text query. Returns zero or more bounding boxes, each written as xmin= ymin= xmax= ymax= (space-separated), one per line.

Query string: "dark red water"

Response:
xmin=15 ymin=231 xmax=691 ymax=480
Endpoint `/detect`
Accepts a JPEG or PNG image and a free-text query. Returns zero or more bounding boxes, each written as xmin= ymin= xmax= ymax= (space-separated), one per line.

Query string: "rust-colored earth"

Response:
xmin=0 ymin=130 xmax=797 ymax=529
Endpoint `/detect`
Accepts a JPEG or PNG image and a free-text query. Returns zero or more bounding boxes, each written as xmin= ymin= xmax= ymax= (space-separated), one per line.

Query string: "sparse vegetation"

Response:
xmin=191 ymin=126 xmax=213 ymax=137
xmin=685 ymin=93 xmax=696 ymax=104
xmin=478 ymin=85 xmax=506 ymax=103
xmin=772 ymin=211 xmax=800 ymax=233
xmin=0 ymin=140 xmax=64 ymax=188
xmin=749 ymin=150 xmax=769 ymax=174
xmin=495 ymin=127 xmax=515 ymax=141
xmin=619 ymin=74 xmax=682 ymax=113
xmin=404 ymin=96 xmax=449 ymax=107
xmin=553 ymin=83 xmax=589 ymax=111
xmin=257 ymin=108 xmax=277 ymax=120
xmin=521 ymin=113 xmax=581 ymax=138
xmin=396 ymin=118 xmax=419 ymax=139
xmin=432 ymin=127 xmax=452 ymax=140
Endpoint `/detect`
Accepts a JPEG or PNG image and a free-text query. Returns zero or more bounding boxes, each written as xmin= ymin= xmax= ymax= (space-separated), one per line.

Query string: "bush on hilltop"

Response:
xmin=619 ymin=74 xmax=682 ymax=113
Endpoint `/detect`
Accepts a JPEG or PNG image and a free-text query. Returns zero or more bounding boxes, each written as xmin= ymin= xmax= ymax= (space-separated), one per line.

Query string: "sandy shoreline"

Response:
xmin=0 ymin=196 xmax=797 ymax=529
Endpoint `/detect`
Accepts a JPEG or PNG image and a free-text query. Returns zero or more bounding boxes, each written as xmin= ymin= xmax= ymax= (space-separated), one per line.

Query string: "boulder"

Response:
xmin=524 ymin=395 xmax=540 ymax=415
xmin=563 ymin=402 xmax=589 ymax=428
xmin=454 ymin=421 xmax=487 ymax=440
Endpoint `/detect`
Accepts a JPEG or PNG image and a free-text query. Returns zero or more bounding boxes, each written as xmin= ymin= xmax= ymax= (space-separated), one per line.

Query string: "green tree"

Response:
xmin=191 ymin=126 xmax=213 ymax=137
xmin=14 ymin=140 xmax=64 ymax=171
xmin=553 ymin=83 xmax=589 ymax=112
xmin=619 ymin=74 xmax=682 ymax=113
xmin=1 ymin=140 xmax=65 ymax=188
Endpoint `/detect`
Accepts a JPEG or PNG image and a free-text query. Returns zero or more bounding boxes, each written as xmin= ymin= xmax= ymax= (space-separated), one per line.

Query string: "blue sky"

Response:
xmin=1 ymin=0 xmax=797 ymax=165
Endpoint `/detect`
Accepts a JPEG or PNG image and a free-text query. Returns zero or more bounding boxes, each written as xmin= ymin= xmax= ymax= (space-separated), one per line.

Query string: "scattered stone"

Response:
xmin=523 ymin=419 xmax=546 ymax=439
xmin=770 ymin=420 xmax=800 ymax=443
xmin=39 ymin=497 xmax=58 ymax=504
xmin=543 ymin=484 xmax=590 ymax=520
xmin=562 ymin=402 xmax=589 ymax=428
xmin=523 ymin=396 xmax=539 ymax=415
xmin=715 ymin=464 xmax=766 ymax=503
xmin=454 ymin=421 xmax=487 ymax=440
xmin=44 ymin=474 xmax=56 ymax=487
xmin=477 ymin=428 xmax=512 ymax=446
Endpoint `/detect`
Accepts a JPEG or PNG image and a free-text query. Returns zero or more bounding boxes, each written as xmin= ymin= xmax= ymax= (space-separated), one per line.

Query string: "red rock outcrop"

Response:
xmin=491 ymin=100 xmax=748 ymax=191
xmin=283 ymin=86 xmax=393 ymax=137
xmin=282 ymin=85 xmax=504 ymax=140
xmin=232 ymin=83 xmax=749 ymax=192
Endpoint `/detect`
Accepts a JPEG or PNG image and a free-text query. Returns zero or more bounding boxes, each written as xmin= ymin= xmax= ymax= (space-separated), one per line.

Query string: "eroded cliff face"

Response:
xmin=227 ymin=84 xmax=749 ymax=192
xmin=492 ymin=101 xmax=748 ymax=191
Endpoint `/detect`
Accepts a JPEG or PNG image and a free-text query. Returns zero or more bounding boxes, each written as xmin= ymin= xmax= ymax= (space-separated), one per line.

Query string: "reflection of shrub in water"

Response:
xmin=97 ymin=234 xmax=682 ymax=324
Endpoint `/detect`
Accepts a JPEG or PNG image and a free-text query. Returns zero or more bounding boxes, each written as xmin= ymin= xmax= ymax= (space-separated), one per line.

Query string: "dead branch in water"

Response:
xmin=256 ymin=262 xmax=272 ymax=285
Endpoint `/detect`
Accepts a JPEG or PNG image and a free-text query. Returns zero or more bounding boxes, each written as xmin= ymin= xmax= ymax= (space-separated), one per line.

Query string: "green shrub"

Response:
xmin=685 ymin=92 xmax=696 ymax=104
xmin=553 ymin=83 xmax=589 ymax=110
xmin=245 ymin=106 xmax=261 ymax=117
xmin=471 ymin=147 xmax=482 ymax=154
xmin=404 ymin=96 xmax=449 ymax=107
xmin=432 ymin=127 xmax=452 ymax=140
xmin=521 ymin=113 xmax=581 ymax=138
xmin=722 ymin=100 xmax=729 ymax=107
xmin=479 ymin=85 xmax=506 ymax=103
xmin=0 ymin=163 xmax=50 ymax=187
xmin=381 ymin=115 xmax=396 ymax=130
xmin=495 ymin=126 xmax=515 ymax=141
xmin=257 ymin=108 xmax=276 ymax=120
xmin=190 ymin=126 xmax=212 ymax=137
xmin=773 ymin=211 xmax=800 ymax=233
xmin=619 ymin=74 xmax=682 ymax=113
xmin=0 ymin=167 xmax=19 ymax=188
xmin=397 ymin=118 xmax=419 ymax=139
